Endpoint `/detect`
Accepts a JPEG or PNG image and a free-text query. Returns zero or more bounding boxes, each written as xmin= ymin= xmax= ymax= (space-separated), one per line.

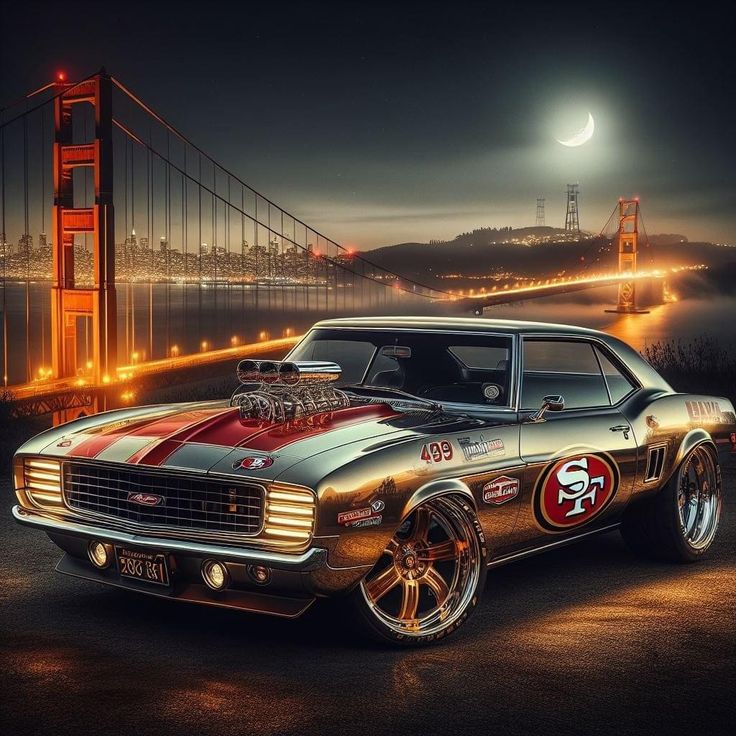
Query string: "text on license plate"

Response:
xmin=115 ymin=547 xmax=170 ymax=586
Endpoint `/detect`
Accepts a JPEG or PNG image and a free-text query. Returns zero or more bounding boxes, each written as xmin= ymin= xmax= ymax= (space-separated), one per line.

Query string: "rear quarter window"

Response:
xmin=522 ymin=338 xmax=610 ymax=410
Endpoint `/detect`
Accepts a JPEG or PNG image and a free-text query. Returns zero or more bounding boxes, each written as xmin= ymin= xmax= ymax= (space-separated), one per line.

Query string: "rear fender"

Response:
xmin=666 ymin=429 xmax=718 ymax=485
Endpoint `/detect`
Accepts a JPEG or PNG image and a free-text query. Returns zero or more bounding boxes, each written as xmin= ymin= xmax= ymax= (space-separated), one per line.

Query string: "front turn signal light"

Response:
xmin=263 ymin=484 xmax=316 ymax=548
xmin=17 ymin=457 xmax=64 ymax=510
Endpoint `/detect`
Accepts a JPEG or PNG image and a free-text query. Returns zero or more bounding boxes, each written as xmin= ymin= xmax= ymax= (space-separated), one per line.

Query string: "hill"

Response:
xmin=358 ymin=228 xmax=736 ymax=289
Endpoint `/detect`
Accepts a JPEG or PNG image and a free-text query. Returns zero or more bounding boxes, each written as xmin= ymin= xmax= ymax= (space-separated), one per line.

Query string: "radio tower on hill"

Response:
xmin=565 ymin=184 xmax=580 ymax=232
xmin=535 ymin=197 xmax=545 ymax=226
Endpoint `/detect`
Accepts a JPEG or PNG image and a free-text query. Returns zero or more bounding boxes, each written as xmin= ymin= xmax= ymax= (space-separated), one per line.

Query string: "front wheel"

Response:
xmin=621 ymin=444 xmax=722 ymax=562
xmin=349 ymin=495 xmax=487 ymax=645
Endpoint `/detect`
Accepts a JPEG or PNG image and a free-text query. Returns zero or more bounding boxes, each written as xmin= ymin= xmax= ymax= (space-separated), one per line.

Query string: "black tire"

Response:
xmin=348 ymin=495 xmax=487 ymax=646
xmin=621 ymin=444 xmax=722 ymax=563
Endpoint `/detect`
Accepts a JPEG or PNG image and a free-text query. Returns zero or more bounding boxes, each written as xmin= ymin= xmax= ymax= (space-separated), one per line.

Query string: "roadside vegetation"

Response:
xmin=642 ymin=337 xmax=736 ymax=403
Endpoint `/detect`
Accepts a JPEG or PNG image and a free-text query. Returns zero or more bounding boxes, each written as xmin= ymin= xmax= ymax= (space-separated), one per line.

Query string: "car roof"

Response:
xmin=313 ymin=316 xmax=609 ymax=338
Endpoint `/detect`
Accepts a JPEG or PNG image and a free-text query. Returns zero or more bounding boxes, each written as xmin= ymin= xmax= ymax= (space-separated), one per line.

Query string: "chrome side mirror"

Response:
xmin=529 ymin=394 xmax=565 ymax=422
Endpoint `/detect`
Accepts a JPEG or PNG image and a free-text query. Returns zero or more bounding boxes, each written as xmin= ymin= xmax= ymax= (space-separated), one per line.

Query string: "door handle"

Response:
xmin=609 ymin=424 xmax=631 ymax=440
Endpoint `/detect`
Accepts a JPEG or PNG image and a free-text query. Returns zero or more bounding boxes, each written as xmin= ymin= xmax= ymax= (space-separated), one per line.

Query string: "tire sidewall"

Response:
xmin=352 ymin=496 xmax=488 ymax=646
xmin=661 ymin=444 xmax=721 ymax=562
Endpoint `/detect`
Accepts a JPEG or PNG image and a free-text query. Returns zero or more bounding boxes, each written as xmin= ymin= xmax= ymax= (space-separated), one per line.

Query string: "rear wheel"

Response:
xmin=621 ymin=444 xmax=722 ymax=562
xmin=350 ymin=495 xmax=487 ymax=645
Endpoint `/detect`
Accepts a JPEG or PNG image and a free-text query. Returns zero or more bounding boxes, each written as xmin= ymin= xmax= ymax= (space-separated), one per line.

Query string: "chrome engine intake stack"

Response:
xmin=231 ymin=360 xmax=351 ymax=423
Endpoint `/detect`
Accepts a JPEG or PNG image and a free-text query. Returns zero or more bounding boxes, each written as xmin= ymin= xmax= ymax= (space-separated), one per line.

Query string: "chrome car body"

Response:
xmin=11 ymin=317 xmax=736 ymax=628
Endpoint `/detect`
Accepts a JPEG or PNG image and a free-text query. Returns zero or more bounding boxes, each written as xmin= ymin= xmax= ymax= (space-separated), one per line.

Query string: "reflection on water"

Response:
xmin=484 ymin=287 xmax=736 ymax=353
xmin=1 ymin=281 xmax=735 ymax=384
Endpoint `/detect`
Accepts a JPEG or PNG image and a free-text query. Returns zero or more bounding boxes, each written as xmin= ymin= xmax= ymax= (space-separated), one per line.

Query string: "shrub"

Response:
xmin=642 ymin=337 xmax=736 ymax=403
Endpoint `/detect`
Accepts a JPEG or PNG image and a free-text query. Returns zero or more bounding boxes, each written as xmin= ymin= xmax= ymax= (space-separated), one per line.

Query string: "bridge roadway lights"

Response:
xmin=604 ymin=307 xmax=650 ymax=314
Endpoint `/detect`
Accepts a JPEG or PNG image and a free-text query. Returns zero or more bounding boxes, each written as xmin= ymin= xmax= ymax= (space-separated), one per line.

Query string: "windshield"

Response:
xmin=288 ymin=328 xmax=514 ymax=407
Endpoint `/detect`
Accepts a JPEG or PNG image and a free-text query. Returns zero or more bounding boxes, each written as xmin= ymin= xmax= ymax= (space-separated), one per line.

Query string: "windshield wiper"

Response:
xmin=343 ymin=385 xmax=441 ymax=412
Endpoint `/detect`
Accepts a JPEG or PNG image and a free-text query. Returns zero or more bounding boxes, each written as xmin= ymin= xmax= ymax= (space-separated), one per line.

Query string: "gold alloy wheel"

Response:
xmin=359 ymin=496 xmax=482 ymax=638
xmin=677 ymin=445 xmax=721 ymax=550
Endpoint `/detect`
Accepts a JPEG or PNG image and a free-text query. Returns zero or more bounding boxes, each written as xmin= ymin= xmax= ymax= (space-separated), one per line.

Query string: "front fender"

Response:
xmin=401 ymin=477 xmax=476 ymax=520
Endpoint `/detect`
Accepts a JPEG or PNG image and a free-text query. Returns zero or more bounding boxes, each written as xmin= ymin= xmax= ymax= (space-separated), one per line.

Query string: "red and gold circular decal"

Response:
xmin=535 ymin=454 xmax=618 ymax=530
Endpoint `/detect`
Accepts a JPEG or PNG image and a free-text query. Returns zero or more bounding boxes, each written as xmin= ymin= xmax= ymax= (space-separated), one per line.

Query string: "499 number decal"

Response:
xmin=420 ymin=441 xmax=454 ymax=463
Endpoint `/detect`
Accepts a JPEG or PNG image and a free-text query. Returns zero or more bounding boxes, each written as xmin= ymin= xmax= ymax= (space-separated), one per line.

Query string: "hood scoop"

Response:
xmin=230 ymin=359 xmax=351 ymax=424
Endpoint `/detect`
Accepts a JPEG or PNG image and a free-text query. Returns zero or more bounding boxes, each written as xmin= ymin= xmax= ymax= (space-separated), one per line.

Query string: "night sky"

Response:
xmin=1 ymin=1 xmax=734 ymax=247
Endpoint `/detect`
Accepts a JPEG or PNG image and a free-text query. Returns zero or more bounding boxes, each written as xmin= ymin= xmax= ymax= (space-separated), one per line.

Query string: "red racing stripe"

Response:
xmin=129 ymin=407 xmax=250 ymax=465
xmin=65 ymin=410 xmax=183 ymax=459
xmin=242 ymin=404 xmax=399 ymax=452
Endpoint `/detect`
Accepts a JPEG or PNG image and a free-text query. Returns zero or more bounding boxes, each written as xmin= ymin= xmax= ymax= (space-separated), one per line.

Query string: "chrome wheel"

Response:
xmin=677 ymin=445 xmax=721 ymax=550
xmin=359 ymin=496 xmax=482 ymax=639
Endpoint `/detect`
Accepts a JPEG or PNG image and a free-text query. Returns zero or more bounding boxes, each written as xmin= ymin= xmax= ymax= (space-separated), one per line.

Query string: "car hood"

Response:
xmin=21 ymin=400 xmax=516 ymax=482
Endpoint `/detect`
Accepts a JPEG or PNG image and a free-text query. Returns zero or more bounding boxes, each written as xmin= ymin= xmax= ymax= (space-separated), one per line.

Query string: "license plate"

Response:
xmin=115 ymin=546 xmax=170 ymax=586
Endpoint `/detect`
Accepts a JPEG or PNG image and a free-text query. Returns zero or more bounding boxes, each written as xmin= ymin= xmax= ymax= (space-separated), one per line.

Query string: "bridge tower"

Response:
xmin=51 ymin=73 xmax=117 ymax=394
xmin=607 ymin=197 xmax=649 ymax=314
xmin=564 ymin=184 xmax=580 ymax=232
xmin=535 ymin=197 xmax=545 ymax=227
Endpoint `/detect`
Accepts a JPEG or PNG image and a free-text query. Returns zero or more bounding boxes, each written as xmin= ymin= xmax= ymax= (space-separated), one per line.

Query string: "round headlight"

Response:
xmin=88 ymin=540 xmax=111 ymax=569
xmin=201 ymin=560 xmax=230 ymax=591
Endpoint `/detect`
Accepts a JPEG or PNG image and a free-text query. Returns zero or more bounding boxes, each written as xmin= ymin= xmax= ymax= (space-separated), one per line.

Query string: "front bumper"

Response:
xmin=13 ymin=505 xmax=371 ymax=617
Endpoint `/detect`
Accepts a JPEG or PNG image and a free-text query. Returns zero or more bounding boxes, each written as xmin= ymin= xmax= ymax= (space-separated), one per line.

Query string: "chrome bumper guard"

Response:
xmin=12 ymin=505 xmax=327 ymax=572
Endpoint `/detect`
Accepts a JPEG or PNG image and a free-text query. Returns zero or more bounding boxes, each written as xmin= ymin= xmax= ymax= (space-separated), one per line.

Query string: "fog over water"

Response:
xmin=1 ymin=282 xmax=734 ymax=386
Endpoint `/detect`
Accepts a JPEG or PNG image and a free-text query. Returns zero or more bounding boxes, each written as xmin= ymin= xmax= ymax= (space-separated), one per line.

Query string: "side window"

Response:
xmin=595 ymin=347 xmax=637 ymax=403
xmin=522 ymin=339 xmax=610 ymax=410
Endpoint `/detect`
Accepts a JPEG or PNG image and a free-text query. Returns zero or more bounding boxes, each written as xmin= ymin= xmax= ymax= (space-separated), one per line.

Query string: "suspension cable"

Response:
xmin=110 ymin=76 xmax=450 ymax=297
xmin=113 ymin=118 xmax=438 ymax=301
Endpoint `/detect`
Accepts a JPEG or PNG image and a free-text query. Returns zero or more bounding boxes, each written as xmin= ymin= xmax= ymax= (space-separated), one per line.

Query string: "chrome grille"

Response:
xmin=63 ymin=462 xmax=263 ymax=536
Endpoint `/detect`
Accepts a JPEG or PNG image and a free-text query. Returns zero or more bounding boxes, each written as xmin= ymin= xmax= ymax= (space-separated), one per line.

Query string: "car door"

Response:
xmin=514 ymin=336 xmax=639 ymax=548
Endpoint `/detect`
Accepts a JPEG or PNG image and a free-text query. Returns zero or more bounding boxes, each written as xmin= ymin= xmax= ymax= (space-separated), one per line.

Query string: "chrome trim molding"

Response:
xmin=487 ymin=523 xmax=621 ymax=568
xmin=12 ymin=506 xmax=326 ymax=571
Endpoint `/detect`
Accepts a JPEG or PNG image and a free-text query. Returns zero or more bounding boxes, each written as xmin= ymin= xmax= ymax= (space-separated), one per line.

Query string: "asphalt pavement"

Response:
xmin=1 ymin=454 xmax=735 ymax=736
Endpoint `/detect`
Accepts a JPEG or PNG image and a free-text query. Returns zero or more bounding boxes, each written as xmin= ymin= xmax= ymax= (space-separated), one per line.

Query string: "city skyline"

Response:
xmin=1 ymin=2 xmax=734 ymax=248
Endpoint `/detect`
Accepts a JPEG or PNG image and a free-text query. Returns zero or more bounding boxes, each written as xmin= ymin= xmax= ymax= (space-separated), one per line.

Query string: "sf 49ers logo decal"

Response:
xmin=535 ymin=454 xmax=618 ymax=530
xmin=420 ymin=441 xmax=454 ymax=464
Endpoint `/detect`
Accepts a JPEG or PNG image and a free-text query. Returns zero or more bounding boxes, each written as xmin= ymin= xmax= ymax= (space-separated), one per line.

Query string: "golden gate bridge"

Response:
xmin=0 ymin=71 xmax=686 ymax=420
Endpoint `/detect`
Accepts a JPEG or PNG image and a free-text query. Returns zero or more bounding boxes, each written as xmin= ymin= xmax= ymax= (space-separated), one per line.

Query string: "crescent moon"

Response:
xmin=556 ymin=112 xmax=595 ymax=147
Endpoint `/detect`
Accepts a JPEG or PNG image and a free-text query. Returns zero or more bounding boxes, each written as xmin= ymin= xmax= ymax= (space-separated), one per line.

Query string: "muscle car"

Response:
xmin=11 ymin=317 xmax=736 ymax=644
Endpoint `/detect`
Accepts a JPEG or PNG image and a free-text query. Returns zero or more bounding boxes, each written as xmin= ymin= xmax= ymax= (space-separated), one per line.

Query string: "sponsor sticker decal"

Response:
xmin=458 ymin=435 xmax=505 ymax=461
xmin=420 ymin=441 xmax=454 ymax=463
xmin=482 ymin=476 xmax=520 ymax=505
xmin=337 ymin=504 xmax=384 ymax=528
xmin=236 ymin=456 xmax=274 ymax=470
xmin=686 ymin=400 xmax=722 ymax=423
xmin=127 ymin=492 xmax=165 ymax=507
xmin=535 ymin=454 xmax=618 ymax=530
